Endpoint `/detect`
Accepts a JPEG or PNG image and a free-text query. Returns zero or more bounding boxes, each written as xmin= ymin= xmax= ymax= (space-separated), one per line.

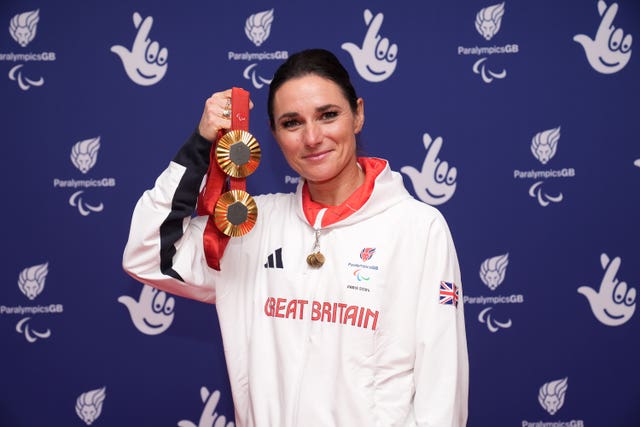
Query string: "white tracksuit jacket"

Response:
xmin=123 ymin=132 xmax=469 ymax=427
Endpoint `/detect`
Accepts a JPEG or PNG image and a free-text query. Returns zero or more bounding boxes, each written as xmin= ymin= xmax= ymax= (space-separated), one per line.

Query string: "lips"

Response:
xmin=302 ymin=150 xmax=332 ymax=161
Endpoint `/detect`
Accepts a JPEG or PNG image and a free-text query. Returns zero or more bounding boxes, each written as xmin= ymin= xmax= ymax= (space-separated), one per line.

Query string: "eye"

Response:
xmin=446 ymin=167 xmax=457 ymax=185
xmin=625 ymin=287 xmax=636 ymax=307
xmin=621 ymin=34 xmax=632 ymax=53
xmin=435 ymin=161 xmax=449 ymax=183
xmin=609 ymin=28 xmax=623 ymax=51
xmin=152 ymin=290 xmax=167 ymax=313
xmin=613 ymin=281 xmax=627 ymax=304
xmin=321 ymin=111 xmax=339 ymax=121
xmin=157 ymin=47 xmax=168 ymax=65
xmin=164 ymin=297 xmax=175 ymax=314
xmin=387 ymin=44 xmax=398 ymax=61
xmin=146 ymin=41 xmax=160 ymax=63
xmin=376 ymin=38 xmax=389 ymax=60
xmin=281 ymin=119 xmax=300 ymax=129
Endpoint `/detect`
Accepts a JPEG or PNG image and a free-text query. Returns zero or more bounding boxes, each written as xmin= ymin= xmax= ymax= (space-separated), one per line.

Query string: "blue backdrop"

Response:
xmin=2 ymin=0 xmax=639 ymax=426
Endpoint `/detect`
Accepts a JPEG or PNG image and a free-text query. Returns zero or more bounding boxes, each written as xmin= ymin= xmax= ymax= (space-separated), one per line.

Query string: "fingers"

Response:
xmin=602 ymin=256 xmax=621 ymax=287
xmin=198 ymin=90 xmax=232 ymax=142
xmin=197 ymin=89 xmax=253 ymax=142
xmin=423 ymin=134 xmax=443 ymax=165
xmin=598 ymin=3 xmax=618 ymax=34
xmin=133 ymin=16 xmax=154 ymax=49
xmin=364 ymin=13 xmax=384 ymax=42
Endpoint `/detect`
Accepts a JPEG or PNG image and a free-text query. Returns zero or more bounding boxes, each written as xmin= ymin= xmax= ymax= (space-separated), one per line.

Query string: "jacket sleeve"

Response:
xmin=122 ymin=131 xmax=220 ymax=304
xmin=413 ymin=212 xmax=469 ymax=426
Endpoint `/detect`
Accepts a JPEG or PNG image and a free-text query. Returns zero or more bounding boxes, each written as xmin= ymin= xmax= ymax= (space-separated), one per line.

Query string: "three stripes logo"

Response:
xmin=264 ymin=247 xmax=283 ymax=269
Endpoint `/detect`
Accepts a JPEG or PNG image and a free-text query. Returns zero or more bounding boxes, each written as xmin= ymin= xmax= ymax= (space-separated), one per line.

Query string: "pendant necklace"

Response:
xmin=306 ymin=229 xmax=325 ymax=268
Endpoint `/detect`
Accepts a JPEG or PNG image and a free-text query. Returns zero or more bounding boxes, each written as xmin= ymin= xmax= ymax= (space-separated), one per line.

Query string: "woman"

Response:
xmin=123 ymin=48 xmax=468 ymax=426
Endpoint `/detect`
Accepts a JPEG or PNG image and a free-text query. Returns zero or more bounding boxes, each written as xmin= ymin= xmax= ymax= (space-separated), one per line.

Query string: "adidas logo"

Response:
xmin=264 ymin=248 xmax=283 ymax=269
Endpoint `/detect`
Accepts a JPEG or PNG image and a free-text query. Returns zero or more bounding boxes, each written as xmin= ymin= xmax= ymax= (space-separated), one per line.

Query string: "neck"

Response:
xmin=307 ymin=161 xmax=364 ymax=206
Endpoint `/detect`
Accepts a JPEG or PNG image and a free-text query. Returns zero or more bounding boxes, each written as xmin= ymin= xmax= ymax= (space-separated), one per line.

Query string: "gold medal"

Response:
xmin=306 ymin=252 xmax=325 ymax=268
xmin=306 ymin=229 xmax=325 ymax=268
xmin=214 ymin=189 xmax=258 ymax=237
xmin=215 ymin=130 xmax=261 ymax=178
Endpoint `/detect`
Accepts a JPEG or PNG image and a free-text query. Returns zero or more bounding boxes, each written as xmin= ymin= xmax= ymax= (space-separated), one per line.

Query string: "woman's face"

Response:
xmin=271 ymin=74 xmax=364 ymax=185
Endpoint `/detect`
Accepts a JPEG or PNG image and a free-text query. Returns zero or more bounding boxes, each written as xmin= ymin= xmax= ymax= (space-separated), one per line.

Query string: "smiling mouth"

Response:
xmin=426 ymin=188 xmax=446 ymax=199
xmin=598 ymin=56 xmax=620 ymax=67
xmin=136 ymin=68 xmax=158 ymax=79
xmin=603 ymin=308 xmax=625 ymax=320
xmin=303 ymin=150 xmax=332 ymax=161
xmin=366 ymin=65 xmax=387 ymax=76
xmin=143 ymin=318 xmax=165 ymax=329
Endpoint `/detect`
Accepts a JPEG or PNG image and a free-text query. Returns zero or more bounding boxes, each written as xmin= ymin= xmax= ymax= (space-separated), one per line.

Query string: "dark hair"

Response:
xmin=267 ymin=48 xmax=358 ymax=129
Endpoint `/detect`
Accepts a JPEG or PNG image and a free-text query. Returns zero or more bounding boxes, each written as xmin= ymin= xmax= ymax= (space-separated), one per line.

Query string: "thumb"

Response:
xmin=573 ymin=34 xmax=592 ymax=48
xmin=400 ymin=165 xmax=419 ymax=178
xmin=341 ymin=41 xmax=361 ymax=57
xmin=110 ymin=45 xmax=129 ymax=59
xmin=117 ymin=295 xmax=136 ymax=309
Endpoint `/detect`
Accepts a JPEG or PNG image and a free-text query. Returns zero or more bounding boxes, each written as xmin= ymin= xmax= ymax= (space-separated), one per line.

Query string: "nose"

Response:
xmin=302 ymin=122 xmax=322 ymax=147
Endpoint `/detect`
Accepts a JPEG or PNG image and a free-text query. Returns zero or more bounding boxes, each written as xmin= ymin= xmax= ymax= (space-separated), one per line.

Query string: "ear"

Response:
xmin=353 ymin=98 xmax=365 ymax=134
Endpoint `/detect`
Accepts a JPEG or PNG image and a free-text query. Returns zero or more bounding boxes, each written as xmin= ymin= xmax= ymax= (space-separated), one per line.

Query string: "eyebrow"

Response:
xmin=276 ymin=104 xmax=342 ymax=122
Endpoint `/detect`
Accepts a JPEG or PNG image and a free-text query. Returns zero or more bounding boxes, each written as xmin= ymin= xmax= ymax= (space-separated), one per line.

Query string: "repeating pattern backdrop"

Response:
xmin=2 ymin=0 xmax=639 ymax=425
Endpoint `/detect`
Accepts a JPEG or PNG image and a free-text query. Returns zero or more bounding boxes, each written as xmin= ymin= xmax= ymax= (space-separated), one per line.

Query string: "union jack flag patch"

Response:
xmin=439 ymin=281 xmax=459 ymax=307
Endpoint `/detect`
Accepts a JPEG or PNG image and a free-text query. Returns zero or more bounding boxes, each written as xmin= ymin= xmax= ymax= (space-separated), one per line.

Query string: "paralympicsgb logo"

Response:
xmin=76 ymin=387 xmax=107 ymax=425
xmin=531 ymin=127 xmax=560 ymax=165
xmin=457 ymin=2 xmax=519 ymax=83
xmin=245 ymin=9 xmax=274 ymax=47
xmin=3 ymin=9 xmax=56 ymax=91
xmin=513 ymin=126 xmax=576 ymax=207
xmin=71 ymin=137 xmax=100 ymax=174
xmin=539 ymin=377 xmax=568 ymax=416
xmin=480 ymin=253 xmax=509 ymax=291
xmin=227 ymin=9 xmax=287 ymax=90
xmin=475 ymin=2 xmax=505 ymax=41
xmin=9 ymin=9 xmax=39 ymax=47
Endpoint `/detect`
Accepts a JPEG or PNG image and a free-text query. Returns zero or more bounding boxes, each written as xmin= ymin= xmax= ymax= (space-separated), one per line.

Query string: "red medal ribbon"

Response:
xmin=197 ymin=87 xmax=250 ymax=270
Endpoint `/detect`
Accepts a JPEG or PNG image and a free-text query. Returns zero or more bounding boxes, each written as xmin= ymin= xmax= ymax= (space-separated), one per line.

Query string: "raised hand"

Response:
xmin=111 ymin=12 xmax=169 ymax=86
xmin=401 ymin=133 xmax=457 ymax=206
xmin=573 ymin=1 xmax=632 ymax=74
xmin=341 ymin=9 xmax=398 ymax=82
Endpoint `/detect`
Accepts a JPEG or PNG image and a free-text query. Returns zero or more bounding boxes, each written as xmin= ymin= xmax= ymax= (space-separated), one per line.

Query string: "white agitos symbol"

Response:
xmin=118 ymin=285 xmax=175 ymax=335
xmin=401 ymin=133 xmax=457 ymax=206
xmin=177 ymin=387 xmax=235 ymax=427
xmin=342 ymin=9 xmax=398 ymax=83
xmin=578 ymin=253 xmax=636 ymax=326
xmin=9 ymin=64 xmax=44 ymax=90
xmin=528 ymin=181 xmax=563 ymax=207
xmin=478 ymin=307 xmax=512 ymax=332
xmin=472 ymin=57 xmax=506 ymax=83
xmin=243 ymin=63 xmax=272 ymax=89
xmin=69 ymin=191 xmax=104 ymax=216
xmin=111 ymin=12 xmax=168 ymax=86
xmin=16 ymin=317 xmax=51 ymax=343
xmin=573 ymin=1 xmax=632 ymax=74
